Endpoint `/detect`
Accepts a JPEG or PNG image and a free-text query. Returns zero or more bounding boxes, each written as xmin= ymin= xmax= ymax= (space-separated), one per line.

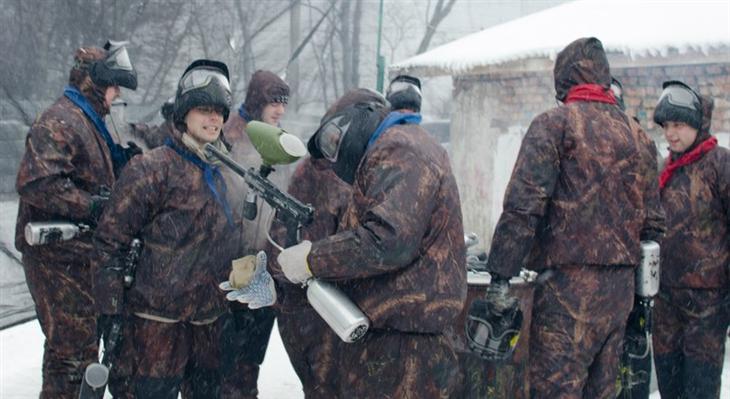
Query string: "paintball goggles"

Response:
xmin=24 ymin=222 xmax=91 ymax=246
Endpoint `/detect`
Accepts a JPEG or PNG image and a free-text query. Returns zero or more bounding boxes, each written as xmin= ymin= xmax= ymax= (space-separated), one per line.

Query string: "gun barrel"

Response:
xmin=205 ymin=143 xmax=314 ymax=225
xmin=204 ymin=143 xmax=249 ymax=176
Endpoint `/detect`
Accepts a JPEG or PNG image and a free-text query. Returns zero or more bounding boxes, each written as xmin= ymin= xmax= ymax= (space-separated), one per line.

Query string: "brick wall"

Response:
xmin=453 ymin=61 xmax=730 ymax=139
xmin=449 ymin=60 xmax=730 ymax=246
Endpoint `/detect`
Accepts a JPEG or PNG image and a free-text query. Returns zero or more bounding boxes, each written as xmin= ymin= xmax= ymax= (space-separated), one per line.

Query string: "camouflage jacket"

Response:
xmin=487 ymin=37 xmax=665 ymax=278
xmin=660 ymin=98 xmax=730 ymax=289
xmin=15 ymin=95 xmax=115 ymax=263
xmin=308 ymin=124 xmax=467 ymax=334
xmin=268 ymin=156 xmax=352 ymax=311
xmin=92 ymin=133 xmax=239 ymax=321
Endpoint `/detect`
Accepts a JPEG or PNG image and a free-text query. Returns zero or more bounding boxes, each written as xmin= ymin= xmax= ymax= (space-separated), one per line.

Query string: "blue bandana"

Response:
xmin=164 ymin=138 xmax=234 ymax=227
xmin=238 ymin=103 xmax=253 ymax=122
xmin=63 ymin=85 xmax=127 ymax=173
xmin=367 ymin=111 xmax=422 ymax=149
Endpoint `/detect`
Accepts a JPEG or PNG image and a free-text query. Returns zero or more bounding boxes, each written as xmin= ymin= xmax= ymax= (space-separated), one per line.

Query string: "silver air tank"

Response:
xmin=24 ymin=222 xmax=89 ymax=246
xmin=306 ymin=279 xmax=370 ymax=343
xmin=636 ymin=241 xmax=660 ymax=298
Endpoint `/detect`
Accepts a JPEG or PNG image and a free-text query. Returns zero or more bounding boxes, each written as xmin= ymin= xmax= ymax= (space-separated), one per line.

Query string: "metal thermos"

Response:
xmin=25 ymin=222 xmax=88 ymax=246
xmin=306 ymin=279 xmax=370 ymax=343
xmin=636 ymin=241 xmax=660 ymax=298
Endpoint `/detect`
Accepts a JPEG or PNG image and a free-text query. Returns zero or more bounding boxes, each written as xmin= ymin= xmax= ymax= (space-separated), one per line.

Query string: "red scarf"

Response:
xmin=564 ymin=84 xmax=617 ymax=105
xmin=659 ymin=136 xmax=717 ymax=189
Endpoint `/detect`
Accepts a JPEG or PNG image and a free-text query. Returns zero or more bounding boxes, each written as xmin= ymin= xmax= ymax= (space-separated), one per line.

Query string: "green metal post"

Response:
xmin=376 ymin=0 xmax=385 ymax=93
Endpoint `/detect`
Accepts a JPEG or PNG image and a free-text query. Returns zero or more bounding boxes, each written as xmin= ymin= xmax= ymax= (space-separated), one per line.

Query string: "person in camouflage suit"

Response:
xmin=15 ymin=44 xmax=137 ymax=399
xmin=484 ymin=37 xmax=664 ymax=398
xmin=651 ymin=81 xmax=730 ymax=399
xmin=277 ymin=88 xmax=467 ymax=398
xmin=266 ymin=155 xmax=351 ymax=398
xmin=92 ymin=59 xmax=238 ymax=398
xmin=218 ymin=69 xmax=291 ymax=399
xmin=264 ymin=90 xmax=380 ymax=397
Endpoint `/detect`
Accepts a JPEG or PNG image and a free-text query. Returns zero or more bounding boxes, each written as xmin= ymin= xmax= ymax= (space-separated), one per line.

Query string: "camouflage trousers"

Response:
xmin=277 ymin=287 xmax=339 ymax=398
xmin=529 ymin=265 xmax=634 ymax=399
xmin=22 ymin=254 xmax=98 ymax=399
xmin=127 ymin=316 xmax=223 ymax=399
xmin=332 ymin=329 xmax=462 ymax=398
xmin=219 ymin=305 xmax=275 ymax=399
xmin=652 ymin=287 xmax=729 ymax=399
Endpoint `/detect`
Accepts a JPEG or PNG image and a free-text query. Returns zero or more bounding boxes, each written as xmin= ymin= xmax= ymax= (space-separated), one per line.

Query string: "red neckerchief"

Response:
xmin=564 ymin=84 xmax=617 ymax=105
xmin=659 ymin=136 xmax=718 ymax=189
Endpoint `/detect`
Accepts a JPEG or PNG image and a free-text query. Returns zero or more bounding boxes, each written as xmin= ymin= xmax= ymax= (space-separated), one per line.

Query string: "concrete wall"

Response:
xmin=450 ymin=59 xmax=730 ymax=249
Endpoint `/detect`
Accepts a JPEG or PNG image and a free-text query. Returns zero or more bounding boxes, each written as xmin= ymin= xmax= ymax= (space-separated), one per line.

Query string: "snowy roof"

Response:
xmin=391 ymin=0 xmax=730 ymax=77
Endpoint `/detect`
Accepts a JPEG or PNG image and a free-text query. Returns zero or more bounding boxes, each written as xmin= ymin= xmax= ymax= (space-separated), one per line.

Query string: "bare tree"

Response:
xmin=416 ymin=0 xmax=458 ymax=54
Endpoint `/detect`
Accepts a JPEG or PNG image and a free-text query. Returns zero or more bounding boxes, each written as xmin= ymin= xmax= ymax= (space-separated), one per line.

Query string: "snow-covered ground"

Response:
xmin=0 ymin=199 xmax=35 ymax=330
xmin=0 ymin=198 xmax=303 ymax=398
xmin=2 ymin=196 xmax=729 ymax=399
xmin=0 ymin=319 xmax=303 ymax=399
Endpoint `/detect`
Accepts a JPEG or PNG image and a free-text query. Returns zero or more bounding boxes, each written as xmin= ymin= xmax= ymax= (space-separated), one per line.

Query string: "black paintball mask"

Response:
xmin=653 ymin=80 xmax=702 ymax=130
xmin=386 ymin=75 xmax=422 ymax=113
xmin=90 ymin=40 xmax=137 ymax=90
xmin=465 ymin=276 xmax=523 ymax=363
xmin=610 ymin=77 xmax=626 ymax=111
xmin=308 ymin=101 xmax=387 ymax=184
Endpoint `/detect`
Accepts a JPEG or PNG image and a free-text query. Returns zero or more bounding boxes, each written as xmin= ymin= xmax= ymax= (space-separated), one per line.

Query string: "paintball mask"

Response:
xmin=465 ymin=276 xmax=523 ymax=362
xmin=308 ymin=101 xmax=386 ymax=184
xmin=386 ymin=75 xmax=422 ymax=113
xmin=90 ymin=41 xmax=137 ymax=90
xmin=611 ymin=77 xmax=626 ymax=111
xmin=174 ymin=59 xmax=233 ymax=125
xmin=653 ymin=80 xmax=702 ymax=130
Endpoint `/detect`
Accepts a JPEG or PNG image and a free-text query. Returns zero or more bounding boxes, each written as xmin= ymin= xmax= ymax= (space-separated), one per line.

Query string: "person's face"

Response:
xmin=261 ymin=102 xmax=286 ymax=126
xmin=663 ymin=121 xmax=698 ymax=153
xmin=104 ymin=85 xmax=121 ymax=108
xmin=185 ymin=106 xmax=224 ymax=144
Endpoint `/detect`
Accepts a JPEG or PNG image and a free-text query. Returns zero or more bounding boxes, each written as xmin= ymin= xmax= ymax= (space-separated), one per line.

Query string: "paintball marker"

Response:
xmin=78 ymin=238 xmax=142 ymax=399
xmin=204 ymin=142 xmax=313 ymax=243
xmin=205 ymin=141 xmax=370 ymax=343
xmin=617 ymin=240 xmax=660 ymax=398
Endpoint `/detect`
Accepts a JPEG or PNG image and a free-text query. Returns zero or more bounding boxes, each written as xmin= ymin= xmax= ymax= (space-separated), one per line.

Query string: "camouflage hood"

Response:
xmin=698 ymin=94 xmax=714 ymax=140
xmin=243 ymin=70 xmax=289 ymax=121
xmin=553 ymin=37 xmax=611 ymax=102
xmin=68 ymin=46 xmax=111 ymax=116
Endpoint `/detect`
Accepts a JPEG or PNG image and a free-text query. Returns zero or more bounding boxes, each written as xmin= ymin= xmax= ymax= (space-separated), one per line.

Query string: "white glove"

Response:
xmin=277 ymin=240 xmax=313 ymax=284
xmin=219 ymin=251 xmax=276 ymax=309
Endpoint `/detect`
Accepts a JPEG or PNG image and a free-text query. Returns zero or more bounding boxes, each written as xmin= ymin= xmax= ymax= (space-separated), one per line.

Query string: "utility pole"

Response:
xmin=375 ymin=0 xmax=385 ymax=93
xmin=288 ymin=0 xmax=301 ymax=111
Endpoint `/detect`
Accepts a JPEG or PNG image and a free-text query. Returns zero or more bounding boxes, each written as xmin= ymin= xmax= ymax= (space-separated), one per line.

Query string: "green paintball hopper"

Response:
xmin=245 ymin=121 xmax=307 ymax=166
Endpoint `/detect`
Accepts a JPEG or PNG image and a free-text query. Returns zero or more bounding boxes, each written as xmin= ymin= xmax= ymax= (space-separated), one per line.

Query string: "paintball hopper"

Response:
xmin=246 ymin=121 xmax=307 ymax=166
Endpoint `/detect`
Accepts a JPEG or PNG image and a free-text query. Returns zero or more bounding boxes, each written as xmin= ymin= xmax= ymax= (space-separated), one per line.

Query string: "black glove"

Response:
xmin=484 ymin=275 xmax=518 ymax=314
xmin=123 ymin=141 xmax=143 ymax=160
